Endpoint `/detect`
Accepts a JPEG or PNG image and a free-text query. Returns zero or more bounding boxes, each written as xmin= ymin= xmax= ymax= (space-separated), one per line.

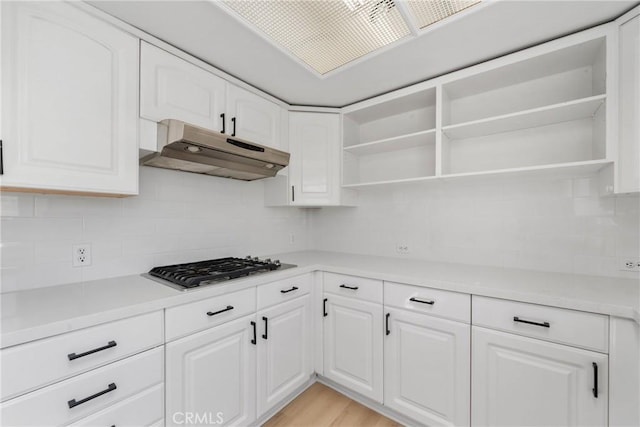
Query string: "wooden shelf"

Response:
xmin=344 ymin=129 xmax=436 ymax=156
xmin=443 ymin=95 xmax=606 ymax=140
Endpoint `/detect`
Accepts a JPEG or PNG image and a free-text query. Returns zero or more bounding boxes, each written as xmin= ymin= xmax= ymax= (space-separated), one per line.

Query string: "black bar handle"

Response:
xmin=385 ymin=313 xmax=390 ymax=335
xmin=250 ymin=321 xmax=257 ymax=345
xmin=0 ymin=139 xmax=4 ymax=175
xmin=207 ymin=305 xmax=234 ymax=317
xmin=68 ymin=383 xmax=117 ymax=409
xmin=592 ymin=362 xmax=598 ymax=398
xmin=513 ymin=316 xmax=550 ymax=328
xmin=409 ymin=297 xmax=435 ymax=305
xmin=292 ymin=186 xmax=295 ymax=202
xmin=340 ymin=284 xmax=359 ymax=290
xmin=262 ymin=316 xmax=268 ymax=340
xmin=280 ymin=286 xmax=299 ymax=294
xmin=323 ymin=298 xmax=328 ymax=317
xmin=231 ymin=117 xmax=236 ymax=136
xmin=220 ymin=113 xmax=226 ymax=134
xmin=68 ymin=341 xmax=117 ymax=361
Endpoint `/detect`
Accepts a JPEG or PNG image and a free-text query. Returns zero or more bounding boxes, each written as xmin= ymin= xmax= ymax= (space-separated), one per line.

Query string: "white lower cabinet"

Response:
xmin=165 ymin=315 xmax=257 ymax=427
xmin=384 ymin=307 xmax=470 ymax=426
xmin=256 ymin=294 xmax=313 ymax=417
xmin=472 ymin=326 xmax=608 ymax=427
xmin=323 ymin=293 xmax=383 ymax=403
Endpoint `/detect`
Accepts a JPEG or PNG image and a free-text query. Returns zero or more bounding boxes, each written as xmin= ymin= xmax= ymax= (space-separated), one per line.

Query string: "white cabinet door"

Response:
xmin=0 ymin=1 xmax=139 ymax=195
xmin=289 ymin=112 xmax=340 ymax=206
xmin=140 ymin=41 xmax=227 ymax=133
xmin=384 ymin=308 xmax=470 ymax=426
xmin=226 ymin=85 xmax=282 ymax=149
xmin=617 ymin=9 xmax=640 ymax=193
xmin=257 ymin=295 xmax=312 ymax=417
xmin=472 ymin=326 xmax=608 ymax=427
xmin=323 ymin=294 xmax=383 ymax=402
xmin=166 ymin=315 xmax=256 ymax=427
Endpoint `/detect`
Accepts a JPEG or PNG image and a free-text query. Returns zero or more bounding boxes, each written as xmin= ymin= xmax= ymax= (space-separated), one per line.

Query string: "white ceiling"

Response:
xmin=89 ymin=0 xmax=639 ymax=107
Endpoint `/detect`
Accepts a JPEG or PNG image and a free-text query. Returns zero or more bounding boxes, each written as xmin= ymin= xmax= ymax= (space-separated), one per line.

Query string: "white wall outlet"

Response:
xmin=619 ymin=258 xmax=640 ymax=272
xmin=72 ymin=244 xmax=92 ymax=267
xmin=396 ymin=244 xmax=410 ymax=255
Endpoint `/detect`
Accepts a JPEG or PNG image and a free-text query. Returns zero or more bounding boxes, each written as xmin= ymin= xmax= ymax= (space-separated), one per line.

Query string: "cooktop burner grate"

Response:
xmin=148 ymin=257 xmax=286 ymax=289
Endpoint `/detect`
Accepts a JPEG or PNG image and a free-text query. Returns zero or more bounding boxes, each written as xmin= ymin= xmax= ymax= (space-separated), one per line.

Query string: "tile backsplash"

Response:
xmin=1 ymin=170 xmax=638 ymax=292
xmin=0 ymin=167 xmax=310 ymax=292
xmin=310 ymin=175 xmax=640 ymax=278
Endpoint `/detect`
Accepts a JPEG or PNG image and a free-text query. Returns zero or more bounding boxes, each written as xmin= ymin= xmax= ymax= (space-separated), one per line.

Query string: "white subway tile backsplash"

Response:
xmin=1 ymin=169 xmax=637 ymax=292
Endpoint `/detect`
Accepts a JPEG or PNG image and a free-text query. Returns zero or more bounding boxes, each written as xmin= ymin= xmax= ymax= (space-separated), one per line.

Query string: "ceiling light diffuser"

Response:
xmin=222 ymin=0 xmax=411 ymax=75
xmin=406 ymin=0 xmax=481 ymax=29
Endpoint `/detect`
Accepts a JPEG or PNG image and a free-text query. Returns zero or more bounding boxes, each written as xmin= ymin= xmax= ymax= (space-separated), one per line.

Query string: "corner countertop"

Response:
xmin=2 ymin=251 xmax=638 ymax=349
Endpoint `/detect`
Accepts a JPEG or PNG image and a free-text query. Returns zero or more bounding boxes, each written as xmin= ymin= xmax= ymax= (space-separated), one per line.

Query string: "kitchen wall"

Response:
xmin=2 ymin=170 xmax=638 ymax=293
xmin=0 ymin=167 xmax=311 ymax=293
xmin=310 ymin=174 xmax=640 ymax=278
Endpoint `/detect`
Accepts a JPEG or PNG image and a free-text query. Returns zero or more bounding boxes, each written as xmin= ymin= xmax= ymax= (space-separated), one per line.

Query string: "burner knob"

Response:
xmin=245 ymin=255 xmax=252 ymax=260
xmin=265 ymin=258 xmax=272 ymax=263
xmin=274 ymin=259 xmax=281 ymax=266
xmin=253 ymin=257 xmax=260 ymax=262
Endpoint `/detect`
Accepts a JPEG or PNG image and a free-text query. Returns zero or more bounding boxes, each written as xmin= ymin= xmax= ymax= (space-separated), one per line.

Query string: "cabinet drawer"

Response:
xmin=324 ymin=272 xmax=382 ymax=304
xmin=384 ymin=281 xmax=470 ymax=323
xmin=472 ymin=296 xmax=609 ymax=352
xmin=69 ymin=384 xmax=163 ymax=427
xmin=0 ymin=347 xmax=163 ymax=426
xmin=165 ymin=287 xmax=256 ymax=341
xmin=257 ymin=274 xmax=311 ymax=310
xmin=0 ymin=311 xmax=163 ymax=402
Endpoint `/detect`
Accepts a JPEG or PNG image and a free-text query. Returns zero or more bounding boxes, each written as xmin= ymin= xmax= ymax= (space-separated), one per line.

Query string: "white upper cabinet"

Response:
xmin=226 ymin=85 xmax=282 ymax=149
xmin=140 ymin=42 xmax=227 ymax=133
xmin=289 ymin=112 xmax=340 ymax=206
xmin=615 ymin=6 xmax=640 ymax=193
xmin=0 ymin=1 xmax=139 ymax=195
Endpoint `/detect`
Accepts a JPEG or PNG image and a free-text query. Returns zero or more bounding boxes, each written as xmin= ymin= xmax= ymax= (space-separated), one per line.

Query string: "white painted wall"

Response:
xmin=311 ymin=175 xmax=640 ymax=278
xmin=0 ymin=167 xmax=310 ymax=292
xmin=1 ymin=170 xmax=638 ymax=293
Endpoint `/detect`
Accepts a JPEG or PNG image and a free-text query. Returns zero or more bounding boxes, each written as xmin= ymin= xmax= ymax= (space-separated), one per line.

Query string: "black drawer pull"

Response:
xmin=68 ymin=341 xmax=117 ymax=361
xmin=207 ymin=305 xmax=234 ymax=317
xmin=220 ymin=113 xmax=226 ymax=134
xmin=262 ymin=316 xmax=268 ymax=340
xmin=323 ymin=298 xmax=328 ymax=317
xmin=385 ymin=313 xmax=391 ymax=336
xmin=409 ymin=297 xmax=435 ymax=305
xmin=592 ymin=362 xmax=598 ymax=398
xmin=231 ymin=117 xmax=236 ymax=136
xmin=68 ymin=383 xmax=117 ymax=409
xmin=340 ymin=284 xmax=359 ymax=290
xmin=513 ymin=316 xmax=550 ymax=328
xmin=250 ymin=321 xmax=257 ymax=345
xmin=280 ymin=286 xmax=299 ymax=294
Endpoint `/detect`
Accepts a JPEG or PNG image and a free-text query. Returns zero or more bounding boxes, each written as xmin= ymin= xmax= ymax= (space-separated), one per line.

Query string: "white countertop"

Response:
xmin=2 ymin=250 xmax=638 ymax=349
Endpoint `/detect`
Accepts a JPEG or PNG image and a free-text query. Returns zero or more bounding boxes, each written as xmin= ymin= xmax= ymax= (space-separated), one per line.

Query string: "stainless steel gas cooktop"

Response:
xmin=144 ymin=256 xmax=296 ymax=291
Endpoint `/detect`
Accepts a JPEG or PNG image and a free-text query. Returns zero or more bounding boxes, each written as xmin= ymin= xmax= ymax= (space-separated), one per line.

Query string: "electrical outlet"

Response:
xmin=619 ymin=258 xmax=640 ymax=272
xmin=72 ymin=244 xmax=92 ymax=267
xmin=396 ymin=244 xmax=410 ymax=255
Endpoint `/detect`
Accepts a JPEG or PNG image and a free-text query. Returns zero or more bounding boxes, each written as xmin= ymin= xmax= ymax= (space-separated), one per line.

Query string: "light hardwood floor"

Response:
xmin=263 ymin=383 xmax=401 ymax=427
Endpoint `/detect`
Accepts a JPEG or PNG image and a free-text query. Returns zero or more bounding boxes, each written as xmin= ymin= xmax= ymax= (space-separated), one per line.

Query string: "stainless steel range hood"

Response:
xmin=140 ymin=119 xmax=290 ymax=181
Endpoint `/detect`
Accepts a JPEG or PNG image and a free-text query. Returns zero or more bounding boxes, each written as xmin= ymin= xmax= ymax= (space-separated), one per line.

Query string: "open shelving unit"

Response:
xmin=341 ymin=28 xmax=613 ymax=188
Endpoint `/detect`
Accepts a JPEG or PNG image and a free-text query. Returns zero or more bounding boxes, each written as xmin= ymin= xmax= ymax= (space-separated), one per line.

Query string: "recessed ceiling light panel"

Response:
xmin=222 ymin=0 xmax=411 ymax=75
xmin=406 ymin=0 xmax=482 ymax=30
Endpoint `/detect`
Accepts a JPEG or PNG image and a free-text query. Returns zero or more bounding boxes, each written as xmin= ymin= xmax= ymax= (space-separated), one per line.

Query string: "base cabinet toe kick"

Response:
xmin=1 ymin=272 xmax=638 ymax=427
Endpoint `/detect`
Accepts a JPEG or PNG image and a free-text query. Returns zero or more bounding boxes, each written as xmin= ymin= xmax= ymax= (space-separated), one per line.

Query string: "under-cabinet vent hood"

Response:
xmin=140 ymin=119 xmax=290 ymax=181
